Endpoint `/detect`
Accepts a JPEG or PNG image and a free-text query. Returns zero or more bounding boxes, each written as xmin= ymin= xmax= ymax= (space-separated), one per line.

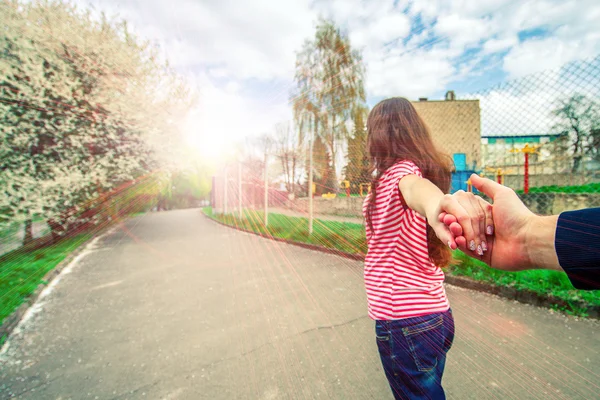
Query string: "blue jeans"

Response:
xmin=375 ymin=309 xmax=455 ymax=400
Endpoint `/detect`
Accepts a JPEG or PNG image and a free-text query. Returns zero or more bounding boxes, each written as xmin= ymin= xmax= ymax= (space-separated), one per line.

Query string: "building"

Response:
xmin=412 ymin=92 xmax=481 ymax=171
xmin=479 ymin=133 xmax=588 ymax=189
xmin=481 ymin=133 xmax=565 ymax=171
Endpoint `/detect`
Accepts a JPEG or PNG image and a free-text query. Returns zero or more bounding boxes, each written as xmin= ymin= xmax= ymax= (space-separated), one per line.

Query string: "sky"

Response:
xmin=71 ymin=0 xmax=600 ymax=158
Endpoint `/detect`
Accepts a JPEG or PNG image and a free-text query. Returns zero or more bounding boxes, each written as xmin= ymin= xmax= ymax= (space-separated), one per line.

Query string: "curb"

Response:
xmin=0 ymin=229 xmax=108 ymax=346
xmin=204 ymin=212 xmax=600 ymax=319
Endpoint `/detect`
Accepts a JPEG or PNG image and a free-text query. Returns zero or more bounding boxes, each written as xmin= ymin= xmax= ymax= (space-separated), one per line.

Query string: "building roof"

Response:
xmin=410 ymin=99 xmax=479 ymax=103
xmin=481 ymin=133 xmax=565 ymax=139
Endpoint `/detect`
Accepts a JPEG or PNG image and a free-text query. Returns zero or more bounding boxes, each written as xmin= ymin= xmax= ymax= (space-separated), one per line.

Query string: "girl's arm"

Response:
xmin=399 ymin=175 xmax=490 ymax=255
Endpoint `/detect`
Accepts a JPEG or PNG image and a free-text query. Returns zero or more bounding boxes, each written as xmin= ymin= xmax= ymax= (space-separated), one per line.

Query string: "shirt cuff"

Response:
xmin=555 ymin=208 xmax=600 ymax=290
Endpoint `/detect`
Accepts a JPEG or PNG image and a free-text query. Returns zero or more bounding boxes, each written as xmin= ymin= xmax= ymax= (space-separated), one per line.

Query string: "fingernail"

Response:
xmin=477 ymin=245 xmax=483 ymax=256
xmin=469 ymin=240 xmax=476 ymax=251
xmin=447 ymin=240 xmax=452 ymax=249
xmin=481 ymin=241 xmax=487 ymax=252
xmin=486 ymin=225 xmax=494 ymax=235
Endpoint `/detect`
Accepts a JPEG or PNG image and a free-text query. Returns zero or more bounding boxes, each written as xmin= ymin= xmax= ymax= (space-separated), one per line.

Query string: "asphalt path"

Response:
xmin=1 ymin=209 xmax=598 ymax=399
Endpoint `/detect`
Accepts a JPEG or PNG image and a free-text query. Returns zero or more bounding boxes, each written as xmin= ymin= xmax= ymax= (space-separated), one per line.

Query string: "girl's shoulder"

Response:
xmin=385 ymin=160 xmax=422 ymax=178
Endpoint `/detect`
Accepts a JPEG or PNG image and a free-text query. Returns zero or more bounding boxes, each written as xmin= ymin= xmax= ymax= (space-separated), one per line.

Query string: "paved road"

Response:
xmin=1 ymin=209 xmax=599 ymax=399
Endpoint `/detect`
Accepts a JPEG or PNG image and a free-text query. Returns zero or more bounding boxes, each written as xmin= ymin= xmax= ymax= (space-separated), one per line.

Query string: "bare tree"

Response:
xmin=273 ymin=122 xmax=303 ymax=195
xmin=552 ymin=94 xmax=600 ymax=173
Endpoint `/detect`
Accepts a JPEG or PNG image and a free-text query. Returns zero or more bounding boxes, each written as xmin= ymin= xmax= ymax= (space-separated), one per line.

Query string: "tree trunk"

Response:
xmin=47 ymin=218 xmax=65 ymax=244
xmin=572 ymin=155 xmax=582 ymax=174
xmin=330 ymin=114 xmax=337 ymax=190
xmin=291 ymin=155 xmax=297 ymax=195
xmin=23 ymin=219 xmax=33 ymax=246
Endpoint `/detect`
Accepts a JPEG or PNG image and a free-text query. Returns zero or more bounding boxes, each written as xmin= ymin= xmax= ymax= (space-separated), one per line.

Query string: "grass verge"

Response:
xmin=517 ymin=182 xmax=600 ymax=194
xmin=204 ymin=207 xmax=366 ymax=255
xmin=204 ymin=207 xmax=600 ymax=317
xmin=0 ymin=234 xmax=90 ymax=326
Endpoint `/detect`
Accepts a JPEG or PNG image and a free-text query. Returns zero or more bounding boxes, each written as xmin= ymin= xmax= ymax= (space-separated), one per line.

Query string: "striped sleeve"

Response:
xmin=386 ymin=160 xmax=422 ymax=185
xmin=385 ymin=160 xmax=422 ymax=210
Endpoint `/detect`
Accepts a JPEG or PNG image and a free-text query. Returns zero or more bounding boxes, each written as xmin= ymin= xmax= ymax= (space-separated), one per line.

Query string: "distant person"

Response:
xmin=363 ymin=97 xmax=493 ymax=400
xmin=439 ymin=174 xmax=600 ymax=290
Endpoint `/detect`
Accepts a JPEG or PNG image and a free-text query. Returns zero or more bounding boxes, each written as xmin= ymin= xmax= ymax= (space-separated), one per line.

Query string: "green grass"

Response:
xmin=204 ymin=207 xmax=600 ymax=316
xmin=0 ymin=234 xmax=90 ymax=325
xmin=204 ymin=207 xmax=367 ymax=255
xmin=517 ymin=182 xmax=600 ymax=194
xmin=449 ymin=252 xmax=600 ymax=316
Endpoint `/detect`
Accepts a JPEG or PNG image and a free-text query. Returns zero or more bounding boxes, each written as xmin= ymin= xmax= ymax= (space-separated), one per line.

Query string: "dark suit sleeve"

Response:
xmin=555 ymin=208 xmax=600 ymax=290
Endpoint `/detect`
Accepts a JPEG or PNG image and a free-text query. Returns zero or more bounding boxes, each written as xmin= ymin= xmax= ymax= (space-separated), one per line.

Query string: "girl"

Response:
xmin=363 ymin=97 xmax=491 ymax=399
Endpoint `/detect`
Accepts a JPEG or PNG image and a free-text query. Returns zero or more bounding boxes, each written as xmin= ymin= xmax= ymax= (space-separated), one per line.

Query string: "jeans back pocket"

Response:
xmin=402 ymin=314 xmax=445 ymax=372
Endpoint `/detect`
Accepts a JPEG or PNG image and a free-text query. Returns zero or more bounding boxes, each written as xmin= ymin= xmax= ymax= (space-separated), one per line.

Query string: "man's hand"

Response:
xmin=440 ymin=174 xmax=542 ymax=271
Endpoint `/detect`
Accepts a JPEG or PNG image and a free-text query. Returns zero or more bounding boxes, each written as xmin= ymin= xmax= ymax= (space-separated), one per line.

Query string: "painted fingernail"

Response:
xmin=477 ymin=245 xmax=483 ymax=256
xmin=481 ymin=241 xmax=487 ymax=252
xmin=486 ymin=225 xmax=494 ymax=235
xmin=469 ymin=240 xmax=476 ymax=251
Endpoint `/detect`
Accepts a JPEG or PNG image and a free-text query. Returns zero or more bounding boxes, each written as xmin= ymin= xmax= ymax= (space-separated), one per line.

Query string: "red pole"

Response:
xmin=524 ymin=153 xmax=529 ymax=194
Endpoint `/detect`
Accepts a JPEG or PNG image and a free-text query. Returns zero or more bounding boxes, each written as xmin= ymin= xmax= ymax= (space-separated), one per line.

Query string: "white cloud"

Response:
xmin=435 ymin=14 xmax=492 ymax=48
xmin=504 ymin=29 xmax=600 ymax=79
xmin=482 ymin=36 xmax=518 ymax=54
xmin=76 ymin=0 xmax=315 ymax=80
xmin=350 ymin=13 xmax=411 ymax=49
xmin=71 ymin=0 xmax=600 ymax=162
xmin=504 ymin=38 xmax=575 ymax=78
xmin=367 ymin=48 xmax=456 ymax=98
xmin=474 ymin=87 xmax=561 ymax=136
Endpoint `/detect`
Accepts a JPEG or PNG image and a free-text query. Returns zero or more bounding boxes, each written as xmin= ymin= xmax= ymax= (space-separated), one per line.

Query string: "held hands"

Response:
xmin=428 ymin=188 xmax=493 ymax=257
xmin=437 ymin=174 xmax=539 ymax=271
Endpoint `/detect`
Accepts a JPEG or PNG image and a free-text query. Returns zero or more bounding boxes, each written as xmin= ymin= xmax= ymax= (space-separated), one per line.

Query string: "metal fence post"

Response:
xmin=224 ymin=165 xmax=228 ymax=215
xmin=264 ymin=151 xmax=269 ymax=227
xmin=238 ymin=161 xmax=243 ymax=219
xmin=308 ymin=135 xmax=313 ymax=235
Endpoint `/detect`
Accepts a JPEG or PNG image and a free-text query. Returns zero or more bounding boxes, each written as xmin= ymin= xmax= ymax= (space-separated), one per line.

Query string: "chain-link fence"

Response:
xmin=211 ymin=55 xmax=600 ymax=225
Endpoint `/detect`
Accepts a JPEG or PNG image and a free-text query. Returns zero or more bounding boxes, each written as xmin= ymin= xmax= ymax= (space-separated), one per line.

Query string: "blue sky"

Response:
xmin=72 ymin=0 xmax=600 ymax=157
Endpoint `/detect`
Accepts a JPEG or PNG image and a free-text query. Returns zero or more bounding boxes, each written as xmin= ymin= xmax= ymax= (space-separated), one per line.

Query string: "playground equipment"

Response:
xmin=509 ymin=143 xmax=541 ymax=194
xmin=483 ymin=167 xmax=504 ymax=184
xmin=359 ymin=183 xmax=371 ymax=197
xmin=340 ymin=180 xmax=351 ymax=197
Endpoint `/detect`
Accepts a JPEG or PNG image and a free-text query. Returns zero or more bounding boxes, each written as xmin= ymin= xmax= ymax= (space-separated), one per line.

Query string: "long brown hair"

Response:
xmin=366 ymin=97 xmax=453 ymax=267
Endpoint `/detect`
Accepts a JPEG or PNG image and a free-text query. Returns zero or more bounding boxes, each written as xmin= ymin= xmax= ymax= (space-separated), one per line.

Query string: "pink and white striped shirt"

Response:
xmin=362 ymin=160 xmax=449 ymax=320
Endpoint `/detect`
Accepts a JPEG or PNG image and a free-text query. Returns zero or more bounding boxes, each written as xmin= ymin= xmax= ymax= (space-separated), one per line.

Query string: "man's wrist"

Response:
xmin=523 ymin=214 xmax=561 ymax=271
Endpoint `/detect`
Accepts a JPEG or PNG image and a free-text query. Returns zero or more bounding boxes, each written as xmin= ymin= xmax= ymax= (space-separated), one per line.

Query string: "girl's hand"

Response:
xmin=441 ymin=175 xmax=543 ymax=271
xmin=434 ymin=191 xmax=494 ymax=256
